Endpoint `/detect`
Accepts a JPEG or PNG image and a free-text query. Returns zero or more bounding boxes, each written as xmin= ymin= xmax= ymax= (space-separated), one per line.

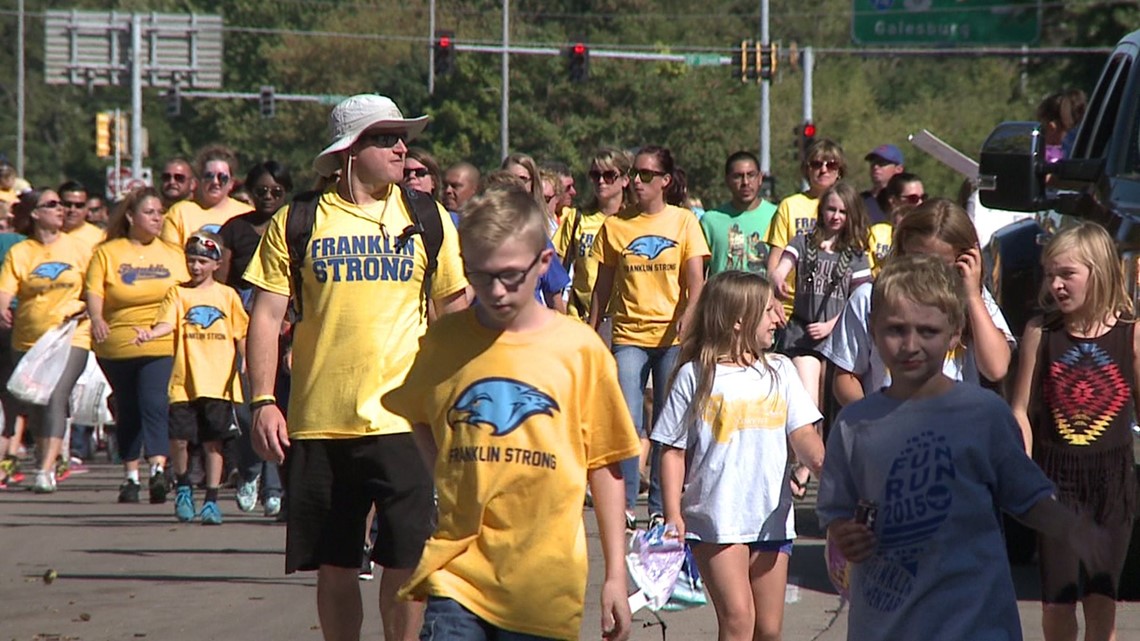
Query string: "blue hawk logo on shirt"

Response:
xmin=446 ymin=377 xmax=559 ymax=437
xmin=624 ymin=235 xmax=677 ymax=260
xmin=199 ymin=224 xmax=222 ymax=234
xmin=183 ymin=305 xmax=225 ymax=329
xmin=31 ymin=262 xmax=71 ymax=281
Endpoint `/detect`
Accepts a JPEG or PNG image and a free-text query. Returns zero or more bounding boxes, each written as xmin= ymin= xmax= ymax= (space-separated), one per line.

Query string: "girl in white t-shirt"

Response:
xmin=654 ymin=271 xmax=824 ymax=641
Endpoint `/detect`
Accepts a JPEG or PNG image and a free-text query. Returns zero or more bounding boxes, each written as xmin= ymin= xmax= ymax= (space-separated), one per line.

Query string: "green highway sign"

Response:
xmin=852 ymin=0 xmax=1040 ymax=46
xmin=685 ymin=53 xmax=723 ymax=67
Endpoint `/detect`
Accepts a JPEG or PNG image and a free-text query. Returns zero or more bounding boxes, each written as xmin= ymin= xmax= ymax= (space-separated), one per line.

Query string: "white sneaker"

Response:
xmin=32 ymin=471 xmax=57 ymax=494
xmin=235 ymin=476 xmax=259 ymax=513
xmin=263 ymin=496 xmax=282 ymax=517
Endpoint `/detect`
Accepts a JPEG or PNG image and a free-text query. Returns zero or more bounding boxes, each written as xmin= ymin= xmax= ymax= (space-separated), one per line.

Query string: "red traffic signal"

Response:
xmin=572 ymin=42 xmax=586 ymax=56
xmin=439 ymin=35 xmax=451 ymax=49
xmin=568 ymin=42 xmax=589 ymax=83
xmin=434 ymin=30 xmax=456 ymax=76
xmin=803 ymin=122 xmax=816 ymax=138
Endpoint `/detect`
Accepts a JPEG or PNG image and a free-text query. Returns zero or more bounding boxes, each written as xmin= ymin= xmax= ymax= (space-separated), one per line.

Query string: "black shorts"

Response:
xmin=284 ymin=433 xmax=433 ymax=574
xmin=169 ymin=399 xmax=240 ymax=444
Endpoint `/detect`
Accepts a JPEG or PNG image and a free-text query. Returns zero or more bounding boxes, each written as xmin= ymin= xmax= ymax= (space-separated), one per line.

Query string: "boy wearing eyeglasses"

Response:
xmin=161 ymin=145 xmax=252 ymax=248
xmin=134 ymin=231 xmax=248 ymax=525
xmin=384 ymin=187 xmax=638 ymax=641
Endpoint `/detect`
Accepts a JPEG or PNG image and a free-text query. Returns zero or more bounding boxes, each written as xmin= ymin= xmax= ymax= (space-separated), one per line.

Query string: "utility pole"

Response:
xmin=759 ymin=0 xmax=771 ymax=179
xmin=501 ymin=0 xmax=510 ymax=161
xmin=428 ymin=0 xmax=436 ymax=95
xmin=801 ymin=46 xmax=814 ymax=191
xmin=130 ymin=14 xmax=143 ymax=179
xmin=16 ymin=0 xmax=25 ymax=175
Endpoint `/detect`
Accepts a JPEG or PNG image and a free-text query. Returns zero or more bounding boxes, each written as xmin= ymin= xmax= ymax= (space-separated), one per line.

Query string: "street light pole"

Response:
xmin=759 ymin=0 xmax=771 ymax=176
xmin=501 ymin=0 xmax=510 ymax=160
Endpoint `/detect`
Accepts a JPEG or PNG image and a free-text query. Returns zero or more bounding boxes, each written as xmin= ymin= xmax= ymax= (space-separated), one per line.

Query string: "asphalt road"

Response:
xmin=2 ymin=462 xmax=1138 ymax=641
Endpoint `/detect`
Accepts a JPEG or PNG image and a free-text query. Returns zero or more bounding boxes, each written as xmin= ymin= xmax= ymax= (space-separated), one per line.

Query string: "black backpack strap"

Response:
xmin=561 ymin=209 xmax=583 ymax=272
xmin=285 ymin=190 xmax=322 ymax=322
xmin=397 ymin=187 xmax=444 ymax=307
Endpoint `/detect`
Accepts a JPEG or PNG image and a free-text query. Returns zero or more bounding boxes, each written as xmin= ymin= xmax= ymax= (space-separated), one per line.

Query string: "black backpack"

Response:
xmin=285 ymin=187 xmax=443 ymax=322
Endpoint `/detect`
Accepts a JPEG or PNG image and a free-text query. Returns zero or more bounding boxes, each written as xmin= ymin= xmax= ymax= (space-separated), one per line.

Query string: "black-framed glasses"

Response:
xmin=404 ymin=167 xmax=431 ymax=180
xmin=360 ymin=132 xmax=408 ymax=149
xmin=588 ymin=169 xmax=621 ymax=184
xmin=465 ymin=253 xmax=542 ymax=288
xmin=254 ymin=185 xmax=285 ymax=198
xmin=202 ymin=171 xmax=231 ymax=185
xmin=161 ymin=172 xmax=189 ymax=183
xmin=901 ymin=193 xmax=926 ymax=205
xmin=629 ymin=168 xmax=668 ymax=183
xmin=35 ymin=200 xmax=62 ymax=210
xmin=808 ymin=159 xmax=840 ymax=172
xmin=61 ymin=200 xmax=86 ymax=209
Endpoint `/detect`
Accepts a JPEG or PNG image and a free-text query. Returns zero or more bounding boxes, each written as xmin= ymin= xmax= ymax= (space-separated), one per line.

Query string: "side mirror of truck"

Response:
xmin=978 ymin=121 xmax=1047 ymax=212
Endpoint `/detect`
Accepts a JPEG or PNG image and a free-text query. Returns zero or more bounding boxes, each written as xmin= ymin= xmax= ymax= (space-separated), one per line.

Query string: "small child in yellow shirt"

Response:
xmin=134 ymin=231 xmax=248 ymax=525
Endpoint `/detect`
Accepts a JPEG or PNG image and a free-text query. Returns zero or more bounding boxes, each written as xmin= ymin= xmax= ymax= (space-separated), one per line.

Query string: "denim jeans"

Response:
xmin=612 ymin=343 xmax=679 ymax=516
xmin=234 ymin=364 xmax=281 ymax=498
xmin=98 ymin=356 xmax=172 ymax=461
xmin=420 ymin=597 xmax=559 ymax=641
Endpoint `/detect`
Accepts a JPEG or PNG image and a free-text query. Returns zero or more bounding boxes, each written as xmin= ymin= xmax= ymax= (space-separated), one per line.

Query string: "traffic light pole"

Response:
xmin=501 ymin=0 xmax=510 ymax=161
xmin=801 ymin=46 xmax=814 ymax=191
xmin=759 ymin=0 xmax=771 ymax=178
xmin=130 ymin=14 xmax=143 ymax=180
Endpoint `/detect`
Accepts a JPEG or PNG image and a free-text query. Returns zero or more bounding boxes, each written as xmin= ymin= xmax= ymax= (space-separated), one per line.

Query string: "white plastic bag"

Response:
xmin=626 ymin=524 xmax=687 ymax=612
xmin=70 ymin=352 xmax=113 ymax=425
xmin=7 ymin=318 xmax=78 ymax=405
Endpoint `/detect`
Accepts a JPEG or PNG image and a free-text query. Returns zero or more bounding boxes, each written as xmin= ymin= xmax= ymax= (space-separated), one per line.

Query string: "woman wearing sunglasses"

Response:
xmin=868 ymin=172 xmax=925 ymax=272
xmin=217 ymin=161 xmax=293 ymax=517
xmin=161 ymin=145 xmax=252 ymax=248
xmin=554 ymin=148 xmax=633 ymax=321
xmin=86 ymin=187 xmax=189 ymax=503
xmin=403 ymin=148 xmax=442 ymax=200
xmin=765 ymin=139 xmax=847 ymax=323
xmin=589 ymin=145 xmax=710 ymax=530
xmin=0 ymin=190 xmax=93 ymax=493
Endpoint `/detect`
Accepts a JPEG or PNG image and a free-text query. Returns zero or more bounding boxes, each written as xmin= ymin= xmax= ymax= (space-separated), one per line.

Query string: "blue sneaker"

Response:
xmin=175 ymin=486 xmax=195 ymax=522
xmin=200 ymin=500 xmax=223 ymax=525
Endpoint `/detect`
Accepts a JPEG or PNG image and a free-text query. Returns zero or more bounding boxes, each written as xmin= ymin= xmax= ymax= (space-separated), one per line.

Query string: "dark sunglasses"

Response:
xmin=201 ymin=171 xmax=231 ymax=186
xmin=35 ymin=200 xmax=62 ymax=210
xmin=629 ymin=168 xmax=668 ymax=183
xmin=404 ymin=167 xmax=431 ymax=180
xmin=901 ymin=193 xmax=926 ymax=205
xmin=465 ymin=253 xmax=542 ymax=289
xmin=61 ymin=200 xmax=86 ymax=209
xmin=254 ymin=185 xmax=285 ymax=198
xmin=360 ymin=132 xmax=408 ymax=149
xmin=808 ymin=160 xmax=840 ymax=172
xmin=588 ymin=169 xmax=621 ymax=184
xmin=161 ymin=172 xmax=189 ymax=183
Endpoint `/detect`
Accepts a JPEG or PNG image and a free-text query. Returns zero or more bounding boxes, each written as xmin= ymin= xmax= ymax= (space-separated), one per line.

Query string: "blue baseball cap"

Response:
xmin=865 ymin=144 xmax=904 ymax=166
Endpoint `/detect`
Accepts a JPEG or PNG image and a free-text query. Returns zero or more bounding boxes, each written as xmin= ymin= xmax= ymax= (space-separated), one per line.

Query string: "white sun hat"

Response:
xmin=312 ymin=94 xmax=429 ymax=177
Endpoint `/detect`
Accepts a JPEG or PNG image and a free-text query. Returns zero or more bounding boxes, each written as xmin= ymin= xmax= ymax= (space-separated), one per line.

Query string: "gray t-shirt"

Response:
xmin=782 ymin=235 xmax=871 ymax=323
xmin=816 ymin=384 xmax=1054 ymax=641
xmin=818 ymin=282 xmax=1015 ymax=392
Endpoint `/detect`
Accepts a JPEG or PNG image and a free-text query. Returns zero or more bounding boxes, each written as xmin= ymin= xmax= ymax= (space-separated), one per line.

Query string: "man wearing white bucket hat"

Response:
xmin=245 ymin=94 xmax=468 ymax=641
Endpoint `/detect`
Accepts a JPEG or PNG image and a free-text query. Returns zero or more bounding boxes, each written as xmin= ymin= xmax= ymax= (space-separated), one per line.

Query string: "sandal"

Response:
xmin=790 ymin=465 xmax=810 ymax=500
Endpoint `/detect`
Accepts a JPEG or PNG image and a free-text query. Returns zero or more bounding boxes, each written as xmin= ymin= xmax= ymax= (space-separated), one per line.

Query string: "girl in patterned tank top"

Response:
xmin=1011 ymin=222 xmax=1137 ymax=641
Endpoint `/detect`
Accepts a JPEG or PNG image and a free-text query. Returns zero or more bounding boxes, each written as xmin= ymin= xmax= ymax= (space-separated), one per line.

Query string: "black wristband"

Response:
xmin=250 ymin=399 xmax=276 ymax=411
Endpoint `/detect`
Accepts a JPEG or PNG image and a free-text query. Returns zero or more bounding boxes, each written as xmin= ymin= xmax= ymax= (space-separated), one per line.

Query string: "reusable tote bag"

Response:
xmin=7 ymin=318 xmax=78 ymax=405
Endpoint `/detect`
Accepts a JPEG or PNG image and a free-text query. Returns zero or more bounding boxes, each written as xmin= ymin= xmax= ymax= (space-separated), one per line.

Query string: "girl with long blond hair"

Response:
xmin=655 ymin=270 xmax=824 ymax=641
xmin=1010 ymin=222 xmax=1135 ymax=641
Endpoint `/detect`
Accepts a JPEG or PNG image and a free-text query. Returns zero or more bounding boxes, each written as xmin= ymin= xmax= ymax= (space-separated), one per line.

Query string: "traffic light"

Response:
xmin=95 ymin=112 xmax=112 ymax=158
xmin=165 ymin=85 xmax=181 ymax=118
xmin=114 ymin=112 xmax=129 ymax=156
xmin=795 ymin=121 xmax=817 ymax=164
xmin=759 ymin=43 xmax=778 ymax=81
xmin=568 ymin=42 xmax=589 ymax=83
xmin=260 ymin=86 xmax=275 ymax=119
xmin=732 ymin=40 xmax=758 ymax=83
xmin=434 ymin=30 xmax=455 ymax=76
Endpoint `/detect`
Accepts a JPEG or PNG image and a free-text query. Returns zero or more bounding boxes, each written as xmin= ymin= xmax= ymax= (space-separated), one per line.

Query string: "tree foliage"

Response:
xmin=0 ymin=0 xmax=1135 ymax=204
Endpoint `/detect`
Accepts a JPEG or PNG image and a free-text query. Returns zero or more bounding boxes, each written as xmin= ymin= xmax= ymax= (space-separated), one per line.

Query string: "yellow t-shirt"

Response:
xmin=154 ymin=282 xmax=248 ymax=403
xmin=160 ymin=197 xmax=251 ymax=248
xmin=85 ymin=237 xmax=190 ymax=359
xmin=384 ymin=310 xmax=639 ymax=640
xmin=0 ymin=235 xmax=92 ymax=351
xmin=68 ymin=222 xmax=106 ymax=252
xmin=766 ymin=192 xmax=819 ymax=316
xmin=867 ymin=222 xmax=894 ymax=274
xmin=243 ymin=185 xmax=468 ymax=439
xmin=590 ymin=205 xmax=710 ymax=347
xmin=552 ymin=208 xmax=613 ymax=320
xmin=0 ymin=178 xmax=32 ymax=204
